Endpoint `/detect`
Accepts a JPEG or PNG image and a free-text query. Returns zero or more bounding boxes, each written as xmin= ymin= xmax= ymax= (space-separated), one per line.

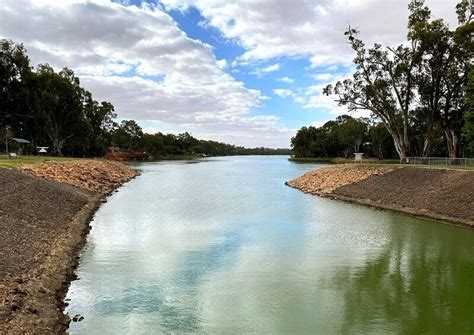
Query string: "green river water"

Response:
xmin=66 ymin=156 xmax=474 ymax=334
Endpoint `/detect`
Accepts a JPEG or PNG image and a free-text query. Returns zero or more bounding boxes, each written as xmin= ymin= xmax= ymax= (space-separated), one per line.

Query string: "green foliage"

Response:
xmin=1 ymin=39 xmax=291 ymax=159
xmin=0 ymin=40 xmax=117 ymax=156
xmin=323 ymin=0 xmax=473 ymax=159
xmin=463 ymin=66 xmax=474 ymax=156
xmin=111 ymin=120 xmax=143 ymax=151
xmin=126 ymin=126 xmax=291 ymax=159
xmin=368 ymin=123 xmax=398 ymax=159
xmin=290 ymin=115 xmax=390 ymax=159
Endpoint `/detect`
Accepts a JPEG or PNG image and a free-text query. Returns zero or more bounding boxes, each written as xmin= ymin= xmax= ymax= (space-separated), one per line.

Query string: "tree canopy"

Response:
xmin=323 ymin=0 xmax=473 ymax=159
xmin=0 ymin=39 xmax=291 ymax=158
xmin=291 ymin=115 xmax=397 ymax=159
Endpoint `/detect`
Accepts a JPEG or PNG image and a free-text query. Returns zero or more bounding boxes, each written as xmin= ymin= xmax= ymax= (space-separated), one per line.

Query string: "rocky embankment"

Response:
xmin=22 ymin=160 xmax=137 ymax=194
xmin=286 ymin=165 xmax=392 ymax=195
xmin=0 ymin=160 xmax=137 ymax=334
xmin=287 ymin=164 xmax=474 ymax=227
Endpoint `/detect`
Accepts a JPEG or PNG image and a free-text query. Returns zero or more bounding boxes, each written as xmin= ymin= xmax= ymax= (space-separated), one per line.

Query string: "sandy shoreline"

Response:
xmin=0 ymin=160 xmax=137 ymax=334
xmin=287 ymin=164 xmax=474 ymax=228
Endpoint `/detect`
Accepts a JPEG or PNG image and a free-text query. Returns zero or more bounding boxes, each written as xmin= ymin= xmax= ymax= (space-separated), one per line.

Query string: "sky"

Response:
xmin=0 ymin=0 xmax=458 ymax=148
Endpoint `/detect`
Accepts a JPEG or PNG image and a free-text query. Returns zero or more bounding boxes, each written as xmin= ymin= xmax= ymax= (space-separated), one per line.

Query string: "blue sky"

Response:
xmin=0 ymin=0 xmax=457 ymax=147
xmin=164 ymin=4 xmax=341 ymax=129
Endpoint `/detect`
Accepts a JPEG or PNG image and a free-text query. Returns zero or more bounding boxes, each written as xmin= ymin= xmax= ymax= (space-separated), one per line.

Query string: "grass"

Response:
xmin=288 ymin=156 xmax=474 ymax=170
xmin=0 ymin=155 xmax=76 ymax=169
xmin=288 ymin=157 xmax=401 ymax=165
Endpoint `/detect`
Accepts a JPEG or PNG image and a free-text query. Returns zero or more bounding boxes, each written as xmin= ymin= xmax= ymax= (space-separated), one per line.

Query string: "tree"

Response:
xmin=112 ymin=120 xmax=143 ymax=150
xmin=0 ymin=40 xmax=32 ymax=139
xmin=463 ymin=66 xmax=474 ymax=156
xmin=323 ymin=27 xmax=416 ymax=160
xmin=411 ymin=0 xmax=473 ymax=158
xmin=33 ymin=65 xmax=87 ymax=155
xmin=324 ymin=0 xmax=473 ymax=160
xmin=83 ymin=91 xmax=117 ymax=156
xmin=334 ymin=115 xmax=368 ymax=155
xmin=291 ymin=126 xmax=328 ymax=157
xmin=369 ymin=122 xmax=396 ymax=159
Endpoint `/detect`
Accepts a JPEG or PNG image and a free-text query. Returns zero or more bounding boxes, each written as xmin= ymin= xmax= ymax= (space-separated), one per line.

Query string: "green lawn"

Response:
xmin=0 ymin=155 xmax=76 ymax=169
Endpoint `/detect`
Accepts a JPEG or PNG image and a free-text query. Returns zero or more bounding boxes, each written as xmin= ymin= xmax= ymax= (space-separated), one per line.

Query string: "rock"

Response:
xmin=10 ymin=302 xmax=20 ymax=311
xmin=21 ymin=160 xmax=137 ymax=194
xmin=0 ymin=307 xmax=12 ymax=319
xmin=72 ymin=314 xmax=84 ymax=322
xmin=286 ymin=164 xmax=392 ymax=196
xmin=27 ymin=305 xmax=38 ymax=314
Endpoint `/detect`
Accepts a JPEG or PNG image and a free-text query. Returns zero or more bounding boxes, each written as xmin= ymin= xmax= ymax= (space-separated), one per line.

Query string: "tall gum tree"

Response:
xmin=323 ymin=29 xmax=416 ymax=160
xmin=412 ymin=0 xmax=473 ymax=158
xmin=324 ymin=0 xmax=472 ymax=160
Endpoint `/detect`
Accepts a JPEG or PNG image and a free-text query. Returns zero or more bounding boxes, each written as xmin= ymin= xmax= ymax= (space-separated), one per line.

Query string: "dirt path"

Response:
xmin=0 ymin=160 xmax=137 ymax=334
xmin=287 ymin=165 xmax=474 ymax=227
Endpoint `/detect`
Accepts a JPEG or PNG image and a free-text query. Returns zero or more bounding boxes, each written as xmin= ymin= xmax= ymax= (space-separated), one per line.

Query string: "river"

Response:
xmin=66 ymin=156 xmax=474 ymax=334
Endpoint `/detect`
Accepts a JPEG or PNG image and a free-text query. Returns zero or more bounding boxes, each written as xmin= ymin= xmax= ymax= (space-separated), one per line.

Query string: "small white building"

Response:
xmin=354 ymin=152 xmax=363 ymax=163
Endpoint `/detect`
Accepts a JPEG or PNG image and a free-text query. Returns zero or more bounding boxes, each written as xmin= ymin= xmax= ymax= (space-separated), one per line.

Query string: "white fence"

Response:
xmin=405 ymin=157 xmax=474 ymax=168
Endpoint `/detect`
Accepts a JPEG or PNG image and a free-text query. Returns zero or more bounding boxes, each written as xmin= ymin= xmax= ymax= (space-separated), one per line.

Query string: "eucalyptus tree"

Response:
xmin=323 ymin=27 xmax=417 ymax=160
xmin=464 ymin=66 xmax=474 ymax=156
xmin=33 ymin=65 xmax=87 ymax=155
xmin=112 ymin=120 xmax=143 ymax=151
xmin=83 ymin=91 xmax=117 ymax=156
xmin=0 ymin=40 xmax=32 ymax=136
xmin=412 ymin=0 xmax=473 ymax=158
xmin=324 ymin=0 xmax=473 ymax=159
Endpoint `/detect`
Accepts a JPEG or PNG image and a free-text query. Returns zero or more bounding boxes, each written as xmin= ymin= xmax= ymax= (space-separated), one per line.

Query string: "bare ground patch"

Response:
xmin=0 ymin=160 xmax=138 ymax=334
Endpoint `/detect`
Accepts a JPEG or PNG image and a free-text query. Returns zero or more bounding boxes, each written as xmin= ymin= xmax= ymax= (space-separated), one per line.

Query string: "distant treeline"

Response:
xmin=0 ymin=39 xmax=290 ymax=158
xmin=292 ymin=112 xmax=474 ymax=160
xmin=113 ymin=121 xmax=291 ymax=158
xmin=292 ymin=115 xmax=399 ymax=159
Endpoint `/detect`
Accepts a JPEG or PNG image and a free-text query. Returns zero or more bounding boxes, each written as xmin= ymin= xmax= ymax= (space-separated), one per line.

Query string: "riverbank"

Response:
xmin=287 ymin=164 xmax=474 ymax=227
xmin=288 ymin=157 xmax=401 ymax=164
xmin=0 ymin=160 xmax=137 ymax=334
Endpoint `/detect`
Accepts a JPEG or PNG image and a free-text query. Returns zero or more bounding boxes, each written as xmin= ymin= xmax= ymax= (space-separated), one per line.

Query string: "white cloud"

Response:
xmin=216 ymin=59 xmax=227 ymax=69
xmin=278 ymin=76 xmax=294 ymax=84
xmin=262 ymin=63 xmax=280 ymax=73
xmin=0 ymin=0 xmax=291 ymax=147
xmin=310 ymin=73 xmax=334 ymax=81
xmin=293 ymin=82 xmax=370 ymax=118
xmin=162 ymin=0 xmax=458 ymax=67
xmin=273 ymin=89 xmax=294 ymax=98
xmin=250 ymin=63 xmax=280 ymax=77
xmin=310 ymin=120 xmax=331 ymax=128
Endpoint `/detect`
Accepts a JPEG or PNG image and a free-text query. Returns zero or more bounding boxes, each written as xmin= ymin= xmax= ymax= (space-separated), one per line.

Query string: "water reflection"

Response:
xmin=66 ymin=157 xmax=474 ymax=334
xmin=329 ymin=217 xmax=474 ymax=334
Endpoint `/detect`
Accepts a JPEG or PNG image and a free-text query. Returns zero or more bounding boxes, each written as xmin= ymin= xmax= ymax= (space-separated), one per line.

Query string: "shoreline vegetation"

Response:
xmin=1 ymin=40 xmax=292 ymax=160
xmin=0 ymin=160 xmax=137 ymax=334
xmin=288 ymin=157 xmax=401 ymax=165
xmin=287 ymin=164 xmax=474 ymax=228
